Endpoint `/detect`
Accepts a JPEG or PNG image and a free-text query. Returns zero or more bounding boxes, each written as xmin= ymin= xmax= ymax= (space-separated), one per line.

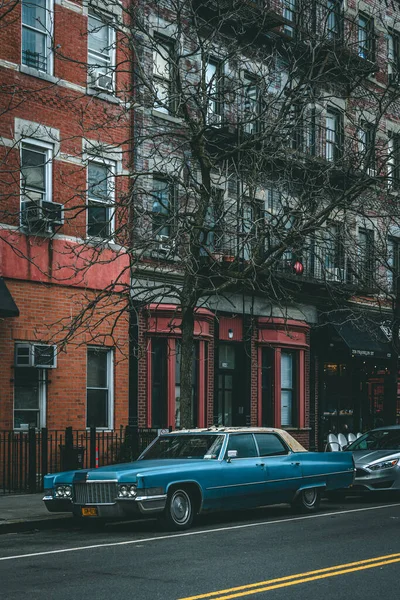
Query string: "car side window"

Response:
xmin=226 ymin=434 xmax=257 ymax=458
xmin=254 ymin=433 xmax=288 ymax=457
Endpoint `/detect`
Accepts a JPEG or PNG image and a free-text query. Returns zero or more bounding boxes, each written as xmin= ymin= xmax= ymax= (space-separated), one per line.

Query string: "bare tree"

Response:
xmin=3 ymin=0 xmax=400 ymax=428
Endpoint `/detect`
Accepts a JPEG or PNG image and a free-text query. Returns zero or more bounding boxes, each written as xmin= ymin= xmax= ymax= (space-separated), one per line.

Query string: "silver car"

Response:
xmin=345 ymin=426 xmax=400 ymax=494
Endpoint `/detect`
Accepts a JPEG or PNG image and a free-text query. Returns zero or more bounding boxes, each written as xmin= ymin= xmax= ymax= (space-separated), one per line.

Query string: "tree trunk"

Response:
xmin=179 ymin=305 xmax=196 ymax=429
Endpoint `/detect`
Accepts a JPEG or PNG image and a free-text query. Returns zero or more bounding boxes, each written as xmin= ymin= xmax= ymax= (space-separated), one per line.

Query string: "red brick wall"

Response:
xmin=0 ymin=279 xmax=129 ymax=430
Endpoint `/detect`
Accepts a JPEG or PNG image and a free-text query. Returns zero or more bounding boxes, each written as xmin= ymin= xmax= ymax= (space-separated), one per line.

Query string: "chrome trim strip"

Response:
xmin=207 ymin=470 xmax=352 ymax=490
xmin=135 ymin=494 xmax=167 ymax=502
xmin=80 ymin=502 xmax=116 ymax=506
xmin=82 ymin=480 xmax=118 ymax=483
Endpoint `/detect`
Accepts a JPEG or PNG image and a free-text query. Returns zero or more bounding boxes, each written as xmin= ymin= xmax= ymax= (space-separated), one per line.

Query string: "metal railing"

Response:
xmin=0 ymin=426 xmax=161 ymax=495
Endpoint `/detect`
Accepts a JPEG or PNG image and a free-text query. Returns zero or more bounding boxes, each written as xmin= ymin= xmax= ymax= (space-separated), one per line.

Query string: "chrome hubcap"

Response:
xmin=171 ymin=491 xmax=191 ymax=524
xmin=303 ymin=489 xmax=317 ymax=506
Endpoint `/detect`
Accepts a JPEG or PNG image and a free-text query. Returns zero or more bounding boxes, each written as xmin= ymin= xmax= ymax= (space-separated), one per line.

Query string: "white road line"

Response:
xmin=0 ymin=503 xmax=399 ymax=562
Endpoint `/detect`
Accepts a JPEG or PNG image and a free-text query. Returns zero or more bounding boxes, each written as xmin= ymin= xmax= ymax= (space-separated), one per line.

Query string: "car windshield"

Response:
xmin=140 ymin=434 xmax=225 ymax=460
xmin=347 ymin=429 xmax=400 ymax=451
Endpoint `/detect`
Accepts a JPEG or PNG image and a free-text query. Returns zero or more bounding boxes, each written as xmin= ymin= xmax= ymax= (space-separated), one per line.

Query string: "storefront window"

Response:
xmin=175 ymin=340 xmax=198 ymax=428
xmin=151 ymin=338 xmax=168 ymax=428
xmin=281 ymin=351 xmax=296 ymax=426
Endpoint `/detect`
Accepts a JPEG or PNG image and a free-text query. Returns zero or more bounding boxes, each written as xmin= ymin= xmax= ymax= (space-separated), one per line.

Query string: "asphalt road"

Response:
xmin=1 ymin=497 xmax=400 ymax=600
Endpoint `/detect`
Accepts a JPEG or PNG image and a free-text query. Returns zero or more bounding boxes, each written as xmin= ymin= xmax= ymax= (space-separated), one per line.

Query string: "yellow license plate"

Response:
xmin=81 ymin=507 xmax=98 ymax=517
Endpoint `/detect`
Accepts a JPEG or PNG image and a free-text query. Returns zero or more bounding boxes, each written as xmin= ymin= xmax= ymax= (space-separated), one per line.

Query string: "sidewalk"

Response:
xmin=0 ymin=493 xmax=72 ymax=534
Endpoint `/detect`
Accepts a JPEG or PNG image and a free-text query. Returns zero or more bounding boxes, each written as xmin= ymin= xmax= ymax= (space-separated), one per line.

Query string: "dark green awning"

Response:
xmin=0 ymin=278 xmax=19 ymax=318
xmin=332 ymin=316 xmax=391 ymax=360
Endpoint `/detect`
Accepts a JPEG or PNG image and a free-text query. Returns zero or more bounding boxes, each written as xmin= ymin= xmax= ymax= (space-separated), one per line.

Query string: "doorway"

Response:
xmin=216 ymin=343 xmax=247 ymax=426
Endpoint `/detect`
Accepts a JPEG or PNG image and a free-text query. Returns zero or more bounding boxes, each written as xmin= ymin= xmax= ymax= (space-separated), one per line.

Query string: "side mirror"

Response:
xmin=226 ymin=450 xmax=238 ymax=462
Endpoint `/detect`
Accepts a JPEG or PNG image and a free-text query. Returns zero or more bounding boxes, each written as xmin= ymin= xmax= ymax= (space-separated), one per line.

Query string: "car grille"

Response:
xmin=74 ymin=482 xmax=117 ymax=505
xmin=356 ymin=468 xmax=369 ymax=478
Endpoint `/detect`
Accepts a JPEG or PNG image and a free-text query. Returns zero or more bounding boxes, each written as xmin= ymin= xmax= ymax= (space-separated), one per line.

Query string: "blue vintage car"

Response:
xmin=43 ymin=427 xmax=355 ymax=530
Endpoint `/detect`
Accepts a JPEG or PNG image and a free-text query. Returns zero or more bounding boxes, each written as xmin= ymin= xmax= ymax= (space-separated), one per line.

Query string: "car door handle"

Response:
xmin=256 ymin=463 xmax=265 ymax=467
xmin=292 ymin=462 xmax=301 ymax=466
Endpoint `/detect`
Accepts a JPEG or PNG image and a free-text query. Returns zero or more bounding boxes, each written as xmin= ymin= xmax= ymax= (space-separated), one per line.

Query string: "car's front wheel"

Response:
xmin=162 ymin=488 xmax=194 ymax=531
xmin=292 ymin=488 xmax=321 ymax=513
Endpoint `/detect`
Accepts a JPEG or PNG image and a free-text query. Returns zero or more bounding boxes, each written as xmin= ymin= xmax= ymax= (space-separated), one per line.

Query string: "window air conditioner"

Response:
xmin=158 ymin=234 xmax=172 ymax=254
xmin=206 ymin=110 xmax=222 ymax=127
xmin=15 ymin=343 xmax=57 ymax=368
xmin=42 ymin=200 xmax=64 ymax=226
xmin=89 ymin=70 xmax=113 ymax=92
xmin=21 ymin=199 xmax=43 ymax=225
xmin=325 ymin=267 xmax=344 ymax=282
xmin=22 ymin=199 xmax=63 ymax=230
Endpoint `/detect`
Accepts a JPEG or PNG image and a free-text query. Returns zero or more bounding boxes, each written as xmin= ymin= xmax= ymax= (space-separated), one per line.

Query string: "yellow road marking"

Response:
xmin=179 ymin=553 xmax=400 ymax=600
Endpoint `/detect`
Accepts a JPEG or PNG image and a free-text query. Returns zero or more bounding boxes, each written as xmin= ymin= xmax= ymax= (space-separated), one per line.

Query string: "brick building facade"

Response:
xmin=0 ymin=0 xmax=131 ymax=431
xmin=2 ymin=0 xmax=400 ymax=451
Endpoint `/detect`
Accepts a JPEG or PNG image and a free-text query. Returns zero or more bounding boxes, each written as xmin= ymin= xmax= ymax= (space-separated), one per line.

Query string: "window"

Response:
xmin=358 ymin=13 xmax=375 ymax=61
xmin=14 ymin=367 xmax=46 ymax=429
xmin=388 ymin=133 xmax=400 ymax=187
xmin=324 ymin=223 xmax=345 ymax=281
xmin=205 ymin=59 xmax=223 ymax=125
xmin=243 ymin=74 xmax=262 ymax=134
xmin=152 ymin=177 xmax=175 ymax=237
xmin=359 ymin=122 xmax=375 ymax=172
xmin=151 ymin=338 xmax=168 ymax=429
xmin=201 ymin=187 xmax=224 ymax=253
xmin=387 ymin=238 xmax=400 ymax=292
xmin=87 ymin=161 xmax=114 ymax=239
xmin=86 ymin=347 xmax=113 ymax=428
xmin=153 ymin=36 xmax=175 ymax=114
xmin=88 ymin=12 xmax=115 ymax=93
xmin=325 ymin=109 xmax=342 ymax=161
xmin=21 ymin=140 xmax=52 ymax=227
xmin=290 ymin=104 xmax=304 ymax=151
xmin=174 ymin=340 xmax=199 ymax=428
xmin=22 ymin=0 xmax=52 ymax=73
xmin=358 ymin=228 xmax=374 ymax=288
xmin=226 ymin=434 xmax=257 ymax=458
xmin=281 ymin=351 xmax=296 ymax=427
xmin=388 ymin=30 xmax=400 ymax=85
xmin=21 ymin=142 xmax=52 ymax=205
xmin=325 ymin=0 xmax=341 ymax=41
xmin=283 ymin=0 xmax=297 ymax=37
xmin=254 ymin=433 xmax=288 ymax=456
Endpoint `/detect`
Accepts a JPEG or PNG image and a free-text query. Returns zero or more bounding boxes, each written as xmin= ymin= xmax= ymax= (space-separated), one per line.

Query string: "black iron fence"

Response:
xmin=0 ymin=426 xmax=162 ymax=495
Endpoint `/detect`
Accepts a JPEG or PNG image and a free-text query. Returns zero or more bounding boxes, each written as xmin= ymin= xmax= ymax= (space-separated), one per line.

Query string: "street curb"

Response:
xmin=0 ymin=515 xmax=72 ymax=535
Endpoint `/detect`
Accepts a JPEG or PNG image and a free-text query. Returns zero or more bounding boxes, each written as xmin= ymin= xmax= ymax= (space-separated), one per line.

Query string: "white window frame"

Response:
xmin=86 ymin=346 xmax=114 ymax=430
xmin=358 ymin=122 xmax=375 ymax=174
xmin=13 ymin=364 xmax=46 ymax=430
xmin=20 ymin=138 xmax=53 ymax=225
xmin=283 ymin=0 xmax=296 ymax=37
xmin=325 ymin=110 xmax=338 ymax=162
xmin=205 ymin=58 xmax=222 ymax=125
xmin=86 ymin=158 xmax=116 ymax=240
xmin=87 ymin=11 xmax=116 ymax=94
xmin=358 ymin=12 xmax=374 ymax=61
xmin=21 ymin=0 xmax=54 ymax=75
xmin=153 ymin=35 xmax=175 ymax=114
xmin=281 ymin=351 xmax=295 ymax=427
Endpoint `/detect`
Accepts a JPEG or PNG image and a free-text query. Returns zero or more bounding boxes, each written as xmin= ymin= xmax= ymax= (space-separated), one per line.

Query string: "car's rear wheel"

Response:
xmin=292 ymin=488 xmax=321 ymax=513
xmin=162 ymin=487 xmax=194 ymax=531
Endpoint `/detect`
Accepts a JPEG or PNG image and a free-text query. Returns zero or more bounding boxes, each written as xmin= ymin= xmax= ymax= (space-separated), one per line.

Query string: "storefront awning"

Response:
xmin=0 ymin=278 xmax=19 ymax=318
xmin=332 ymin=317 xmax=391 ymax=359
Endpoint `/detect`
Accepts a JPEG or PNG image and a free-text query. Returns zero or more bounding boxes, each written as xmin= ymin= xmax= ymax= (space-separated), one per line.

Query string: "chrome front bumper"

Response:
xmin=44 ymin=494 xmax=167 ymax=518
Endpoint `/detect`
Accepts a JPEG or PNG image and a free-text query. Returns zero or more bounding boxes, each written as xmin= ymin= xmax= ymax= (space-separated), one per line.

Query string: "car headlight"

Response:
xmin=54 ymin=485 xmax=72 ymax=498
xmin=118 ymin=484 xmax=137 ymax=498
xmin=368 ymin=459 xmax=399 ymax=471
